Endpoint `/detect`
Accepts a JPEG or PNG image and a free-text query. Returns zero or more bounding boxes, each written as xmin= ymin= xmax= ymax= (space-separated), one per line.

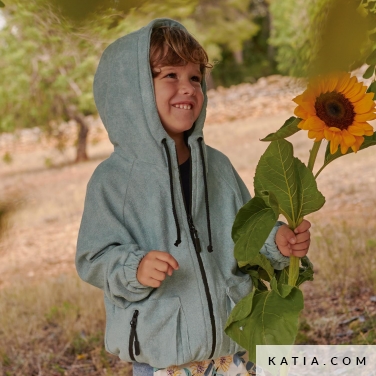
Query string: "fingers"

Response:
xmin=155 ymin=252 xmax=179 ymax=270
xmin=136 ymin=251 xmax=179 ymax=288
xmin=294 ymin=219 xmax=311 ymax=234
xmin=275 ymin=223 xmax=312 ymax=258
xmin=290 ymin=229 xmax=311 ymax=257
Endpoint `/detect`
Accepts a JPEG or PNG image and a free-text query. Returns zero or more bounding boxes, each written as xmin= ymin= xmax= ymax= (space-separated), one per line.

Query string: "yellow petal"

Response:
xmin=304 ymin=116 xmax=326 ymax=130
xmin=340 ymin=142 xmax=350 ymax=154
xmin=351 ymin=136 xmax=364 ymax=152
xmin=341 ymin=129 xmax=356 ymax=146
xmin=348 ymin=124 xmax=366 ymax=136
xmin=325 ymin=75 xmax=339 ymax=93
xmin=324 ymin=127 xmax=333 ymax=140
xmin=349 ymin=86 xmax=368 ymax=103
xmin=294 ymin=105 xmax=309 ymax=119
xmin=343 ymin=81 xmax=364 ymax=99
xmin=340 ymin=76 xmax=357 ymax=94
xmin=353 ymin=98 xmax=375 ymax=114
xmin=328 ymin=127 xmax=341 ymax=132
xmin=354 ymin=111 xmax=376 ymax=122
xmin=308 ymin=130 xmax=325 ymax=141
xmin=330 ymin=139 xmax=339 ymax=154
xmin=363 ymin=122 xmax=375 ymax=132
xmin=335 ymin=72 xmax=352 ymax=93
xmin=292 ymin=93 xmax=305 ymax=105
xmin=352 ymin=92 xmax=375 ymax=104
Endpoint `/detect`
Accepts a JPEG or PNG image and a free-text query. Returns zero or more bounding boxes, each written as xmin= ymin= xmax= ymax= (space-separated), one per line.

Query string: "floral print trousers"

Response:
xmin=153 ymin=352 xmax=263 ymax=376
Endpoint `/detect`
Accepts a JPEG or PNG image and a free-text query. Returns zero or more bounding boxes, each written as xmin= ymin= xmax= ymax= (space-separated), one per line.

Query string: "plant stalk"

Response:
xmin=288 ymin=141 xmax=322 ymax=287
xmin=307 ymin=140 xmax=322 ymax=172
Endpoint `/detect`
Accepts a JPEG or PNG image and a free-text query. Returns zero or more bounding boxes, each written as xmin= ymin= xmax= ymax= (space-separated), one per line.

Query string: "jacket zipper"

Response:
xmin=176 ymin=144 xmax=216 ymax=359
xmin=129 ymin=310 xmax=140 ymax=360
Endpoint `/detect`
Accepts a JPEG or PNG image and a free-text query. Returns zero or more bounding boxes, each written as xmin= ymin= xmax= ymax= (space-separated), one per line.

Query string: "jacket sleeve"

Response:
xmin=76 ymin=171 xmax=154 ymax=307
xmin=232 ymin=166 xmax=290 ymax=271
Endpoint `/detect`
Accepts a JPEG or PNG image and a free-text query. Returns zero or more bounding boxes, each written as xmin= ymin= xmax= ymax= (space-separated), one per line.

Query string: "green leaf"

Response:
xmin=363 ymin=64 xmax=375 ymax=79
xmin=275 ymin=267 xmax=289 ymax=285
xmin=233 ymin=197 xmax=277 ymax=279
xmin=225 ymin=287 xmax=256 ymax=329
xmin=225 ymin=288 xmax=304 ymax=363
xmin=294 ymin=157 xmax=325 ymax=218
xmin=321 ymin=132 xmax=376 ymax=172
xmin=0 ymin=1 xmax=4 ymax=7
xmin=238 ymin=266 xmax=269 ymax=290
xmin=366 ymin=49 xmax=376 ymax=65
xmin=367 ymin=81 xmax=376 ymax=98
xmin=254 ymin=139 xmax=325 ymax=227
xmin=270 ymin=276 xmax=294 ymax=298
xmin=296 ymin=256 xmax=314 ymax=287
xmin=261 ymin=117 xmax=302 ymax=141
xmin=232 ymin=195 xmax=279 ymax=243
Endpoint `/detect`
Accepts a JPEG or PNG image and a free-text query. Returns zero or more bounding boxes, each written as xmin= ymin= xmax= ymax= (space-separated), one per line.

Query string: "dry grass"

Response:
xmin=0 ymin=274 xmax=131 ymax=376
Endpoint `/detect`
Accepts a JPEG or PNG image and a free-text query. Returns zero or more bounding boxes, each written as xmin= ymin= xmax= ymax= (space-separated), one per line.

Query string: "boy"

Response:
xmin=76 ymin=18 xmax=311 ymax=376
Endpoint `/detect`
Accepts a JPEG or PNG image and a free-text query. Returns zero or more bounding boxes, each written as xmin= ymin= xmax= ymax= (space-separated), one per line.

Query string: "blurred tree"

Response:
xmin=269 ymin=0 xmax=372 ymax=77
xmin=0 ymin=0 xmax=259 ymax=161
xmin=210 ymin=0 xmax=278 ymax=87
xmin=0 ymin=1 xmax=117 ymax=161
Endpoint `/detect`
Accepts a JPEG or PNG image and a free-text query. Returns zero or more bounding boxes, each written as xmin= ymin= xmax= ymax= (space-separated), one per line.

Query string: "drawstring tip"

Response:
xmin=207 ymin=245 xmax=213 ymax=253
xmin=174 ymin=239 xmax=181 ymax=247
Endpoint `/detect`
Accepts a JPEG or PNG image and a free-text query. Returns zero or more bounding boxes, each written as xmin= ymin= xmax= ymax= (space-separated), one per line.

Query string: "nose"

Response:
xmin=179 ymin=79 xmax=195 ymax=96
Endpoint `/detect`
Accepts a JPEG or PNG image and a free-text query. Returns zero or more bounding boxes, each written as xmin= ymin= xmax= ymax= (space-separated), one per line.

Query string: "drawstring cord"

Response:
xmin=162 ymin=139 xmax=181 ymax=247
xmin=162 ymin=137 xmax=213 ymax=252
xmin=198 ymin=138 xmax=213 ymax=253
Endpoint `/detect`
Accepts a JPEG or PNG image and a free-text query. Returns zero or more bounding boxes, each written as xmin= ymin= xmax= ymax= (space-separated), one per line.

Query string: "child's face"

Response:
xmin=153 ymin=62 xmax=204 ymax=140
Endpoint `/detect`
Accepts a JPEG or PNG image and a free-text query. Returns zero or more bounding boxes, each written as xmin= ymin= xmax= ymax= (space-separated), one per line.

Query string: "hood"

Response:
xmin=93 ymin=18 xmax=208 ymax=166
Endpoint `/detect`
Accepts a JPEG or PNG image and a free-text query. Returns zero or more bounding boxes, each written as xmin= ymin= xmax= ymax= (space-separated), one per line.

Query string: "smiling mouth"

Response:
xmin=173 ymin=104 xmax=192 ymax=110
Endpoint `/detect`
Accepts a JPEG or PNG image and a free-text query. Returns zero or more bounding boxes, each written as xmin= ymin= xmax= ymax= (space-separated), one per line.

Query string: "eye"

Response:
xmin=191 ymin=75 xmax=202 ymax=83
xmin=165 ymin=73 xmax=177 ymax=79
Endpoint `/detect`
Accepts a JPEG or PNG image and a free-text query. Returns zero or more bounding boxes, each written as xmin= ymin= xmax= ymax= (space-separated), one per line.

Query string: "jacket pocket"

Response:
xmin=104 ymin=296 xmax=192 ymax=368
xmin=225 ymin=276 xmax=253 ymax=354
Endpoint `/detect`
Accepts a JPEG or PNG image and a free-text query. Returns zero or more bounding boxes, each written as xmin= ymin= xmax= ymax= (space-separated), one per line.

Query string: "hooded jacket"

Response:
xmin=76 ymin=18 xmax=290 ymax=368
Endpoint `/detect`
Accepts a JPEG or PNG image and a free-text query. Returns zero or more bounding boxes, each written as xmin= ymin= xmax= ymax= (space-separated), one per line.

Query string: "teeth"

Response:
xmin=174 ymin=104 xmax=192 ymax=110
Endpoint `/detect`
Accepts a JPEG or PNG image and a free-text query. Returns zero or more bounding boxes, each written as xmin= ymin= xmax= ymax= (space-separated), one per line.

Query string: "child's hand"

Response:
xmin=137 ymin=251 xmax=179 ymax=288
xmin=275 ymin=220 xmax=311 ymax=257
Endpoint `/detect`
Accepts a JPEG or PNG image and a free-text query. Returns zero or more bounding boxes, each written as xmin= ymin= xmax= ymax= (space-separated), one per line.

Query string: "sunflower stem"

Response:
xmin=288 ymin=255 xmax=300 ymax=286
xmin=314 ymin=164 xmax=325 ymax=179
xmin=307 ymin=140 xmax=322 ymax=172
xmin=287 ymin=142 xmax=322 ymax=287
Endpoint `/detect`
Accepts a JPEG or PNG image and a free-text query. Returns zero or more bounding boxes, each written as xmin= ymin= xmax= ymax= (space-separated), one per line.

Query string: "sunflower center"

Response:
xmin=315 ymin=91 xmax=355 ymax=129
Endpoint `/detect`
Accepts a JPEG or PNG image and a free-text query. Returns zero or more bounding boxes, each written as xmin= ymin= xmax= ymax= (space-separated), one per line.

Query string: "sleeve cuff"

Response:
xmin=260 ymin=221 xmax=290 ymax=270
xmin=123 ymin=251 xmax=154 ymax=291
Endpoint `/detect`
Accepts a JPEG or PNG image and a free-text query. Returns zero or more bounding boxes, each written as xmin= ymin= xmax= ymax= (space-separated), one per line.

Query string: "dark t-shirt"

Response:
xmin=179 ymin=157 xmax=191 ymax=214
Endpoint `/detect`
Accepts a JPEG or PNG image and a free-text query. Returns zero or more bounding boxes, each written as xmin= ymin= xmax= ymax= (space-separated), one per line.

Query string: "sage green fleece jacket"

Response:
xmin=76 ymin=18 xmax=290 ymax=369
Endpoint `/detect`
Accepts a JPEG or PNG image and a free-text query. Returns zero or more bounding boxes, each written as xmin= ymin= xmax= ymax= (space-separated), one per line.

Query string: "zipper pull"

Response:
xmin=134 ymin=334 xmax=140 ymax=356
xmin=130 ymin=310 xmax=140 ymax=357
xmin=193 ymin=230 xmax=201 ymax=253
xmin=188 ymin=215 xmax=201 ymax=253
xmin=130 ymin=310 xmax=139 ymax=327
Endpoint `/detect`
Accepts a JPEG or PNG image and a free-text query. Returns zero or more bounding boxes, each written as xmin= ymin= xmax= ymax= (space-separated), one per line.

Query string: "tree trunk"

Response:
xmin=63 ymin=103 xmax=89 ymax=162
xmin=233 ymin=50 xmax=244 ymax=64
xmin=75 ymin=113 xmax=89 ymax=163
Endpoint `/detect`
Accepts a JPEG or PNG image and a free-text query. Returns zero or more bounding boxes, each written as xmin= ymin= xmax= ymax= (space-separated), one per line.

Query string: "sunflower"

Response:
xmin=293 ymin=72 xmax=375 ymax=154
